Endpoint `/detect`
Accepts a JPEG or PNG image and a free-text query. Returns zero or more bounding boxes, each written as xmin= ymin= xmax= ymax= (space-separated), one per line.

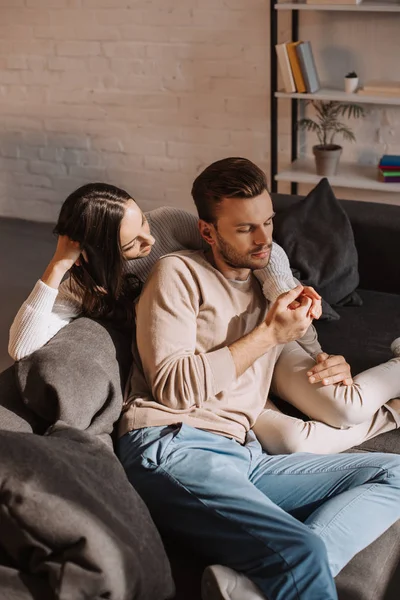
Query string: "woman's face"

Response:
xmin=119 ymin=199 xmax=155 ymax=259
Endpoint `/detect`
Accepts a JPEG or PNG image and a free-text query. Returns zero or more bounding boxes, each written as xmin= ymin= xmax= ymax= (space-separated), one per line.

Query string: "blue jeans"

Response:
xmin=118 ymin=424 xmax=400 ymax=600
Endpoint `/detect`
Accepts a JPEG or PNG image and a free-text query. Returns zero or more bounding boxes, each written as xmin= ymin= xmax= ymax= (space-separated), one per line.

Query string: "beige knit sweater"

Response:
xmin=119 ymin=251 xmax=284 ymax=443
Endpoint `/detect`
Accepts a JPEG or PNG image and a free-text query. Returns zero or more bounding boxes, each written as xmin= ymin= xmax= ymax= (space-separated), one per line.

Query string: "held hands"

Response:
xmin=266 ymin=285 xmax=314 ymax=345
xmin=307 ymin=353 xmax=354 ymax=386
xmin=288 ymin=286 xmax=322 ymax=320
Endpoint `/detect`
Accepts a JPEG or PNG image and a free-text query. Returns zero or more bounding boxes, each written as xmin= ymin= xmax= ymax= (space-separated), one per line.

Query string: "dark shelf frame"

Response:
xmin=270 ymin=3 xmax=299 ymax=195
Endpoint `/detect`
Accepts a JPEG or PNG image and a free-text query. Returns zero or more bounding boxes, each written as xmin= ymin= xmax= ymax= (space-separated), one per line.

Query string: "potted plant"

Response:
xmin=298 ymin=100 xmax=365 ymax=176
xmin=344 ymin=71 xmax=359 ymax=93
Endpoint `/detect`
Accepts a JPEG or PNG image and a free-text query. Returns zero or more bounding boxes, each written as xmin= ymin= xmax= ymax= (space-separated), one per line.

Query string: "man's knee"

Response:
xmin=374 ymin=453 xmax=400 ymax=485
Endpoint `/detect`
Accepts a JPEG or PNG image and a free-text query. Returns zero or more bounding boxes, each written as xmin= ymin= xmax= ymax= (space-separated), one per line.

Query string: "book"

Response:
xmin=275 ymin=42 xmax=296 ymax=94
xmin=378 ymin=171 xmax=400 ymax=183
xmin=379 ymin=166 xmax=400 ymax=172
xmin=296 ymin=41 xmax=320 ymax=94
xmin=362 ymin=81 xmax=400 ymax=94
xmin=357 ymin=89 xmax=400 ymax=98
xmin=380 ymin=171 xmax=400 ymax=177
xmin=286 ymin=41 xmax=307 ymax=93
xmin=379 ymin=155 xmax=400 ymax=167
xmin=306 ymin=1 xmax=363 ymax=4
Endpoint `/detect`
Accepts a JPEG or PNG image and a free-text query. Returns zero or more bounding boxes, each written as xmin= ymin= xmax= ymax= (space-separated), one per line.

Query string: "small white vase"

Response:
xmin=344 ymin=77 xmax=358 ymax=94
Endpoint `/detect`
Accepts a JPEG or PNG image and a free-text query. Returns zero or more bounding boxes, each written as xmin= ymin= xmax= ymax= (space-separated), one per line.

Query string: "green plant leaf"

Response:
xmin=298 ymin=100 xmax=365 ymax=147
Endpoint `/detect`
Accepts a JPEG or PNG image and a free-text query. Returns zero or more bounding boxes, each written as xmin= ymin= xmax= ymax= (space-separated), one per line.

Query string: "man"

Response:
xmin=118 ymin=158 xmax=400 ymax=600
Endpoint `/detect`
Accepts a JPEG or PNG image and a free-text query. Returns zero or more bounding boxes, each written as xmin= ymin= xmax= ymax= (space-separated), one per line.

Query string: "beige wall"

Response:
xmin=0 ymin=0 xmax=269 ymax=222
xmin=0 ymin=1 xmax=399 ymax=222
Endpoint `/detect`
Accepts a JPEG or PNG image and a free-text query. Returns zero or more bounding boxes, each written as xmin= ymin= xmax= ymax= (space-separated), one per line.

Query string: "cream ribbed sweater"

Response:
xmin=9 ymin=206 xmax=321 ymax=361
xmin=120 ymin=251 xmax=282 ymax=443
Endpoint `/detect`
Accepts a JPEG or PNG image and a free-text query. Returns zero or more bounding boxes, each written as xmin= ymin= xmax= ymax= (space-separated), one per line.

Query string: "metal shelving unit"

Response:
xmin=270 ymin=1 xmax=400 ymax=195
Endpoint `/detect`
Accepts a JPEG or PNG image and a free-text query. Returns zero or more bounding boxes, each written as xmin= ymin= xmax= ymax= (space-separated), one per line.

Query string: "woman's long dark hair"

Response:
xmin=54 ymin=182 xmax=142 ymax=323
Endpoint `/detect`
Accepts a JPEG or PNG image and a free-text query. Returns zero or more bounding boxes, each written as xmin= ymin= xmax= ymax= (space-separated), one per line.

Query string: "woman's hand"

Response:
xmin=51 ymin=235 xmax=82 ymax=270
xmin=288 ymin=286 xmax=322 ymax=320
xmin=41 ymin=235 xmax=82 ymax=289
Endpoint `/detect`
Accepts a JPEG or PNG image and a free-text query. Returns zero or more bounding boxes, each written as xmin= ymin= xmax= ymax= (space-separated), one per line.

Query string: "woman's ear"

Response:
xmin=198 ymin=219 xmax=216 ymax=245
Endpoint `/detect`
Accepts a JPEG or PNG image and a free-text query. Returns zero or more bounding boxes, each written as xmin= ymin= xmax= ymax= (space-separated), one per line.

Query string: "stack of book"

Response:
xmin=358 ymin=81 xmax=400 ymax=98
xmin=305 ymin=1 xmax=363 ymax=5
xmin=275 ymin=41 xmax=320 ymax=94
xmin=378 ymin=155 xmax=400 ymax=183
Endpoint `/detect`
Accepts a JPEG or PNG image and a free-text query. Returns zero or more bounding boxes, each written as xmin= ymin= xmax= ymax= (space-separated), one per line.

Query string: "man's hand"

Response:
xmin=307 ymin=353 xmax=353 ymax=386
xmin=288 ymin=286 xmax=322 ymax=320
xmin=266 ymin=285 xmax=313 ymax=346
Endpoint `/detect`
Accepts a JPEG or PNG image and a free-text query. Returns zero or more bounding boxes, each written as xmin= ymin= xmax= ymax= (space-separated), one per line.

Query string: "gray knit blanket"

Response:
xmin=0 ymin=317 xmax=174 ymax=600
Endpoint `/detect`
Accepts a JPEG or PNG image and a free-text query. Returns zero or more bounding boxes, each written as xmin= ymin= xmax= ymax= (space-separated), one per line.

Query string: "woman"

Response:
xmin=9 ymin=182 xmax=320 ymax=361
xmin=8 ymin=182 xmax=399 ymax=455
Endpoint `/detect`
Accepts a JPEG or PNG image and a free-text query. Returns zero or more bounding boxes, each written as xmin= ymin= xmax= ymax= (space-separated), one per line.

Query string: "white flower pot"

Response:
xmin=344 ymin=77 xmax=359 ymax=94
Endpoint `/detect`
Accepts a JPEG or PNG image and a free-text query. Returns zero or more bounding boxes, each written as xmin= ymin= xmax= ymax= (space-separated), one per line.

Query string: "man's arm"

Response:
xmin=136 ymin=256 xmax=237 ymax=410
xmin=136 ymin=260 xmax=313 ymax=410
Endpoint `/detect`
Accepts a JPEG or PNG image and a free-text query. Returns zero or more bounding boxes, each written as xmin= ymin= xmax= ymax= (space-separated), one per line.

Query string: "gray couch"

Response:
xmin=168 ymin=194 xmax=400 ymax=600
xmin=0 ymin=194 xmax=399 ymax=599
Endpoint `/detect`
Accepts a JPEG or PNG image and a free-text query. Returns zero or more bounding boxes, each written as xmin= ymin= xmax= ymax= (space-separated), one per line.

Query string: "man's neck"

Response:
xmin=205 ymin=249 xmax=251 ymax=282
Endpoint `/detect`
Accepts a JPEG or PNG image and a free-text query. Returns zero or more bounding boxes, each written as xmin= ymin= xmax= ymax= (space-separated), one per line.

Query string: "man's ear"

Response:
xmin=198 ymin=219 xmax=215 ymax=245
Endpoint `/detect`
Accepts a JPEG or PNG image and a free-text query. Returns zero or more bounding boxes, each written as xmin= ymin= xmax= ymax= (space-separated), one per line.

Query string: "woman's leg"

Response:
xmin=271 ymin=342 xmax=400 ymax=428
xmin=253 ymin=400 xmax=397 ymax=455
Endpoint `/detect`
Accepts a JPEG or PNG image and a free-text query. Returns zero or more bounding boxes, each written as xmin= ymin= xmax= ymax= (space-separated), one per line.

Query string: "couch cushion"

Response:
xmin=272 ymin=179 xmax=359 ymax=307
xmin=272 ymin=192 xmax=400 ymax=296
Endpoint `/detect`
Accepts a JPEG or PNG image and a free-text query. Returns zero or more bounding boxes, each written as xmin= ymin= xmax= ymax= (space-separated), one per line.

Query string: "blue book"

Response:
xmin=379 ymin=155 xmax=400 ymax=167
xmin=295 ymin=41 xmax=320 ymax=94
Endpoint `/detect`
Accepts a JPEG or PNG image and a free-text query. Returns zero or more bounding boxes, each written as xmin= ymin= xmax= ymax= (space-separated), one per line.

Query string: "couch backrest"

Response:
xmin=272 ymin=193 xmax=400 ymax=295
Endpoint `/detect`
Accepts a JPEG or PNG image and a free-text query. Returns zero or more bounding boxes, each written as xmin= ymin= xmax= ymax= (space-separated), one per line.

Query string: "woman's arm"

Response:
xmin=8 ymin=236 xmax=83 ymax=361
xmin=8 ymin=279 xmax=83 ymax=361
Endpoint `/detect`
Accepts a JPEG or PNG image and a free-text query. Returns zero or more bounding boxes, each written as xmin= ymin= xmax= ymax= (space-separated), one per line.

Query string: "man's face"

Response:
xmin=205 ymin=190 xmax=275 ymax=271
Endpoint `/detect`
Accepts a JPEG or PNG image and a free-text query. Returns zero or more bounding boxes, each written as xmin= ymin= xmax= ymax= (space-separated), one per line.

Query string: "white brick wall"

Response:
xmin=0 ymin=0 xmax=270 ymax=222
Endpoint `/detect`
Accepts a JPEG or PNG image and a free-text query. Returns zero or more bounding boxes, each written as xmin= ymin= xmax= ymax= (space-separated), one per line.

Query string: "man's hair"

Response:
xmin=191 ymin=157 xmax=269 ymax=223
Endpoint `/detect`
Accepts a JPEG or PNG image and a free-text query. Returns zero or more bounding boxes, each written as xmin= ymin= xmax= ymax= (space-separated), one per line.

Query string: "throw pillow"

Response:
xmin=272 ymin=178 xmax=361 ymax=311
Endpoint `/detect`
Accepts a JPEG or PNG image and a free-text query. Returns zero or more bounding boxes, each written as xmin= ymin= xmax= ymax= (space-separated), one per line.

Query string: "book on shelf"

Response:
xmin=378 ymin=171 xmax=400 ymax=183
xmin=296 ymin=41 xmax=320 ymax=93
xmin=276 ymin=42 xmax=296 ymax=93
xmin=379 ymin=155 xmax=400 ymax=167
xmin=305 ymin=0 xmax=363 ymax=5
xmin=359 ymin=80 xmax=400 ymax=94
xmin=286 ymin=41 xmax=307 ymax=93
xmin=357 ymin=89 xmax=400 ymax=98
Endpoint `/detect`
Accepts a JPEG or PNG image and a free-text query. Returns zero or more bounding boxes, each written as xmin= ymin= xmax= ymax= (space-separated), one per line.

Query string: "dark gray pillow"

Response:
xmin=15 ymin=317 xmax=132 ymax=446
xmin=273 ymin=178 xmax=361 ymax=311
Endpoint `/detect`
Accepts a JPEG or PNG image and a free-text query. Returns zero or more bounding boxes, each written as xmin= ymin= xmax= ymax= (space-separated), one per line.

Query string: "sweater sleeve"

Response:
xmin=136 ymin=256 xmax=236 ymax=410
xmin=8 ymin=279 xmax=83 ymax=361
xmin=255 ymin=242 xmax=323 ymax=359
xmin=258 ymin=241 xmax=298 ymax=302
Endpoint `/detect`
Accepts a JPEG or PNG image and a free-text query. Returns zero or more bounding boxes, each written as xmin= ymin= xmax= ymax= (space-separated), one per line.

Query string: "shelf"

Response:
xmin=275 ymin=88 xmax=400 ymax=106
xmin=275 ymin=159 xmax=400 ymax=192
xmin=275 ymin=2 xmax=400 ymax=12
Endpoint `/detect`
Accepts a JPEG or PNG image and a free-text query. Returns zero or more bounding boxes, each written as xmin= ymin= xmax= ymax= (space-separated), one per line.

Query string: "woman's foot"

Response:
xmin=201 ymin=565 xmax=266 ymax=600
xmin=391 ymin=338 xmax=400 ymax=357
